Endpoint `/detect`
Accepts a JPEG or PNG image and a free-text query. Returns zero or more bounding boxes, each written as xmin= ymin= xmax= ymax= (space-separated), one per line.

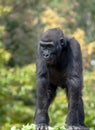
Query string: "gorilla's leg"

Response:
xmin=78 ymin=98 xmax=89 ymax=130
xmin=35 ymin=82 xmax=57 ymax=130
xmin=78 ymin=98 xmax=85 ymax=126
xmin=66 ymin=78 xmax=89 ymax=130
xmin=66 ymin=86 xmax=80 ymax=126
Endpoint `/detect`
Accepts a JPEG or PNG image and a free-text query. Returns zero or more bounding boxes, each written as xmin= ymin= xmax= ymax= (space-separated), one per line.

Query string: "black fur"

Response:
xmin=34 ymin=28 xmax=89 ymax=130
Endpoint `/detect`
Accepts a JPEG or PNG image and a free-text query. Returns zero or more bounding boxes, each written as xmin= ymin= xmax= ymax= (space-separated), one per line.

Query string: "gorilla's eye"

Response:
xmin=40 ymin=41 xmax=54 ymax=50
xmin=46 ymin=44 xmax=54 ymax=50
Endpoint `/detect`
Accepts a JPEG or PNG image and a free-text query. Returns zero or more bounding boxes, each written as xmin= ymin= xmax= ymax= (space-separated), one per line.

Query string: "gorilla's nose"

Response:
xmin=43 ymin=53 xmax=49 ymax=59
xmin=43 ymin=50 xmax=50 ymax=59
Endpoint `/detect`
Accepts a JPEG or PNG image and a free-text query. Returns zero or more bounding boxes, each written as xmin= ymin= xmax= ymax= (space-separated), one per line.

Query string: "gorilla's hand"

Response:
xmin=35 ymin=124 xmax=48 ymax=130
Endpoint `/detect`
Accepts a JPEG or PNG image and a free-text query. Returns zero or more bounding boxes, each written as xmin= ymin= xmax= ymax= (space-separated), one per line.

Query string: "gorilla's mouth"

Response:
xmin=44 ymin=55 xmax=56 ymax=65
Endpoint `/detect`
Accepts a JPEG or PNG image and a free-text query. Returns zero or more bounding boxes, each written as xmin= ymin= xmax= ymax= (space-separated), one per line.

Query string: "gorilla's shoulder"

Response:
xmin=68 ymin=37 xmax=81 ymax=49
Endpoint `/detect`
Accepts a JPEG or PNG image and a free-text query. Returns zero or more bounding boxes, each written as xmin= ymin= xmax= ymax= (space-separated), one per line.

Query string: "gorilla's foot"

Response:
xmin=67 ymin=126 xmax=89 ymax=130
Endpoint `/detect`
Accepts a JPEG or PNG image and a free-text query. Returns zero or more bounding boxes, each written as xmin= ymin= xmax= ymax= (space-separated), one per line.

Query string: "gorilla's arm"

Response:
xmin=35 ymin=56 xmax=49 ymax=124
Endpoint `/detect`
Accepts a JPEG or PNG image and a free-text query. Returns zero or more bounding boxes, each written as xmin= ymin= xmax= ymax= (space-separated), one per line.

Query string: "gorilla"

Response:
xmin=34 ymin=28 xmax=89 ymax=130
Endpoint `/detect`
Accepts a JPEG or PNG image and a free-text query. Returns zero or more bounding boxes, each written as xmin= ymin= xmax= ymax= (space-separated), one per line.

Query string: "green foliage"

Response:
xmin=0 ymin=0 xmax=42 ymax=66
xmin=11 ymin=124 xmax=35 ymax=130
xmin=0 ymin=42 xmax=11 ymax=67
xmin=11 ymin=124 xmax=67 ymax=130
xmin=0 ymin=26 xmax=11 ymax=67
xmin=49 ymin=89 xmax=68 ymax=126
xmin=84 ymin=72 xmax=95 ymax=129
xmin=0 ymin=63 xmax=36 ymax=130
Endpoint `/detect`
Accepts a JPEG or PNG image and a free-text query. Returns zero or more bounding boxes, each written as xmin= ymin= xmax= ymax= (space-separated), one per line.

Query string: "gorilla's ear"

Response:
xmin=60 ymin=37 xmax=66 ymax=47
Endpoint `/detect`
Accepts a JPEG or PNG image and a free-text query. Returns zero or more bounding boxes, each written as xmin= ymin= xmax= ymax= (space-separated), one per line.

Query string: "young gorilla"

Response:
xmin=34 ymin=28 xmax=89 ymax=130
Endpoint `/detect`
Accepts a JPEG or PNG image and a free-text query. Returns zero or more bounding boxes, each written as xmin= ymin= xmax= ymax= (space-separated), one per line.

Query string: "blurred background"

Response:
xmin=0 ymin=0 xmax=95 ymax=130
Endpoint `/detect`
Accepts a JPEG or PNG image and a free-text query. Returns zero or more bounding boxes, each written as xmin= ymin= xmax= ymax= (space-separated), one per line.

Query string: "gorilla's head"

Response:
xmin=39 ymin=28 xmax=66 ymax=65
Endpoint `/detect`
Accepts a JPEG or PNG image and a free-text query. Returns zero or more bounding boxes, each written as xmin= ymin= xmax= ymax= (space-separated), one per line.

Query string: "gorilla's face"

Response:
xmin=40 ymin=41 xmax=57 ymax=65
xmin=39 ymin=28 xmax=66 ymax=65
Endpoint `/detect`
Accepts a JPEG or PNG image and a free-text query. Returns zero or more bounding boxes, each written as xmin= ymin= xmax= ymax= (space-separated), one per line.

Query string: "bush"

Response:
xmin=0 ymin=64 xmax=36 ymax=130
